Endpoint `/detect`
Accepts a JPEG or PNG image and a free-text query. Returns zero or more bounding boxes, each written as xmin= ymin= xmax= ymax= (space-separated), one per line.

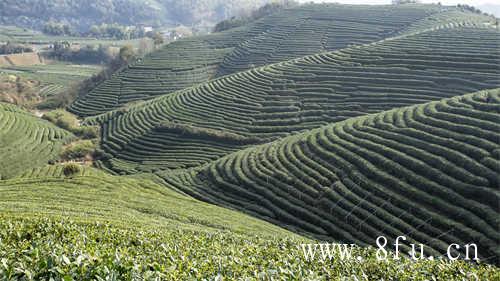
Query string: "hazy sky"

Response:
xmin=297 ymin=0 xmax=498 ymax=5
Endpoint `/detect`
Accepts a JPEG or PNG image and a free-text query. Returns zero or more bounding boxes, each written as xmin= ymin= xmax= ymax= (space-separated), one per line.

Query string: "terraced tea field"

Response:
xmin=0 ymin=63 xmax=102 ymax=108
xmin=69 ymin=4 xmax=492 ymax=116
xmin=0 ymin=103 xmax=74 ymax=178
xmin=89 ymin=26 xmax=500 ymax=174
xmin=1 ymin=168 xmax=498 ymax=279
xmin=2 ymin=166 xmax=291 ymax=236
xmin=1 ymin=3 xmax=499 ymax=278
xmin=159 ymin=89 xmax=500 ymax=263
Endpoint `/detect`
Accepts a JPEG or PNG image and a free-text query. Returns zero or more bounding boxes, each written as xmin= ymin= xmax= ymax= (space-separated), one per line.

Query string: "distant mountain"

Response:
xmin=0 ymin=0 xmax=270 ymax=32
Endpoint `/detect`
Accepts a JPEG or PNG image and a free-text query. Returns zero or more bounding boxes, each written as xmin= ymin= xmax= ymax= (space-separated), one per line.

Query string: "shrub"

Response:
xmin=42 ymin=110 xmax=79 ymax=131
xmin=73 ymin=126 xmax=100 ymax=139
xmin=155 ymin=122 xmax=264 ymax=145
xmin=62 ymin=163 xmax=80 ymax=177
xmin=60 ymin=140 xmax=97 ymax=161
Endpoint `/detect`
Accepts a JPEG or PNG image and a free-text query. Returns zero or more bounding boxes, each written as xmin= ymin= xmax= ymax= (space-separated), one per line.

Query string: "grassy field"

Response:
xmin=69 ymin=4 xmax=494 ymax=116
xmin=0 ymin=166 xmax=498 ymax=279
xmin=84 ymin=25 xmax=499 ymax=174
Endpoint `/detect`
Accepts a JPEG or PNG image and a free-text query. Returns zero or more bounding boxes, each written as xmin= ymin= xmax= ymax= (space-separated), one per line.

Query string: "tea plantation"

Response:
xmin=69 ymin=4 xmax=493 ymax=116
xmin=1 ymin=3 xmax=499 ymax=279
xmin=156 ymin=89 xmax=500 ymax=264
xmin=89 ymin=25 xmax=500 ymax=174
xmin=0 ymin=168 xmax=498 ymax=279
xmin=0 ymin=103 xmax=73 ymax=179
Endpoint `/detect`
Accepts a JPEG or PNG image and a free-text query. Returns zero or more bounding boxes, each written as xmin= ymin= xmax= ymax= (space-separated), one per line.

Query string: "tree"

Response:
xmin=43 ymin=21 xmax=73 ymax=36
xmin=152 ymin=32 xmax=164 ymax=47
xmin=119 ymin=45 xmax=135 ymax=62
xmin=0 ymin=43 xmax=33 ymax=55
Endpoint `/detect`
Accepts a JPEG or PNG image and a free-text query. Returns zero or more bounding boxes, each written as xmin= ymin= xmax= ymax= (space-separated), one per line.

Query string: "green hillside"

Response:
xmin=1 ymin=2 xmax=499 ymax=278
xmin=69 ymin=4 xmax=493 ymax=116
xmin=158 ymin=89 xmax=500 ymax=262
xmin=1 ymin=166 xmax=498 ymax=279
xmin=0 ymin=103 xmax=74 ymax=178
xmin=87 ymin=25 xmax=500 ymax=174
xmin=2 ymin=165 xmax=291 ymax=236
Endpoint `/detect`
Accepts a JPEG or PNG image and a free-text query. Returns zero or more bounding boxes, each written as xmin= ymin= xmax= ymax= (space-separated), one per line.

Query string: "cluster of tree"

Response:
xmin=0 ymin=43 xmax=33 ymax=55
xmin=42 ymin=21 xmax=74 ymax=36
xmin=213 ymin=1 xmax=297 ymax=32
xmin=47 ymin=42 xmax=114 ymax=64
xmin=88 ymin=24 xmax=144 ymax=40
xmin=148 ymin=32 xmax=164 ymax=46
xmin=1 ymin=0 xmax=273 ymax=35
xmin=457 ymin=4 xmax=484 ymax=14
xmin=42 ymin=21 xmax=167 ymax=41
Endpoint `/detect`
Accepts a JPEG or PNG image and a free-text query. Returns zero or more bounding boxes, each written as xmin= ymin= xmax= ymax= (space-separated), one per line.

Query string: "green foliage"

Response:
xmin=158 ymin=89 xmax=500 ymax=261
xmin=62 ymin=163 xmax=81 ymax=177
xmin=155 ymin=121 xmax=264 ymax=145
xmin=0 ymin=217 xmax=498 ymax=280
xmin=0 ymin=0 xmax=270 ymax=35
xmin=0 ymin=172 xmax=498 ymax=279
xmin=213 ymin=1 xmax=298 ymax=32
xmin=0 ymin=62 xmax=102 ymax=110
xmin=89 ymin=23 xmax=145 ymax=40
xmin=87 ymin=25 xmax=500 ymax=174
xmin=41 ymin=110 xmax=98 ymax=139
xmin=48 ymin=43 xmax=114 ymax=64
xmin=0 ymin=42 xmax=33 ymax=55
xmin=60 ymin=140 xmax=97 ymax=160
xmin=0 ymin=103 xmax=73 ymax=178
xmin=151 ymin=32 xmax=164 ymax=46
xmin=118 ymin=45 xmax=135 ymax=62
xmin=71 ymin=4 xmax=492 ymax=117
xmin=42 ymin=109 xmax=79 ymax=131
xmin=42 ymin=21 xmax=73 ymax=36
xmin=73 ymin=126 xmax=99 ymax=139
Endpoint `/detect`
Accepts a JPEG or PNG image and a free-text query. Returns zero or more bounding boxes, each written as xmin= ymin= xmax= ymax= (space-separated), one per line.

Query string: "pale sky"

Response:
xmin=297 ymin=0 xmax=498 ymax=5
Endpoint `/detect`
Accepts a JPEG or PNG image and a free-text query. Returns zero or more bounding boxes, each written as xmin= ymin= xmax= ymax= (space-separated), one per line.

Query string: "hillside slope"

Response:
xmin=0 ymin=103 xmax=73 ymax=178
xmin=69 ymin=4 xmax=492 ymax=116
xmin=1 ymin=165 xmax=498 ymax=279
xmin=1 ymin=165 xmax=291 ymax=237
xmin=88 ymin=25 xmax=500 ymax=174
xmin=159 ymin=89 xmax=500 ymax=262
